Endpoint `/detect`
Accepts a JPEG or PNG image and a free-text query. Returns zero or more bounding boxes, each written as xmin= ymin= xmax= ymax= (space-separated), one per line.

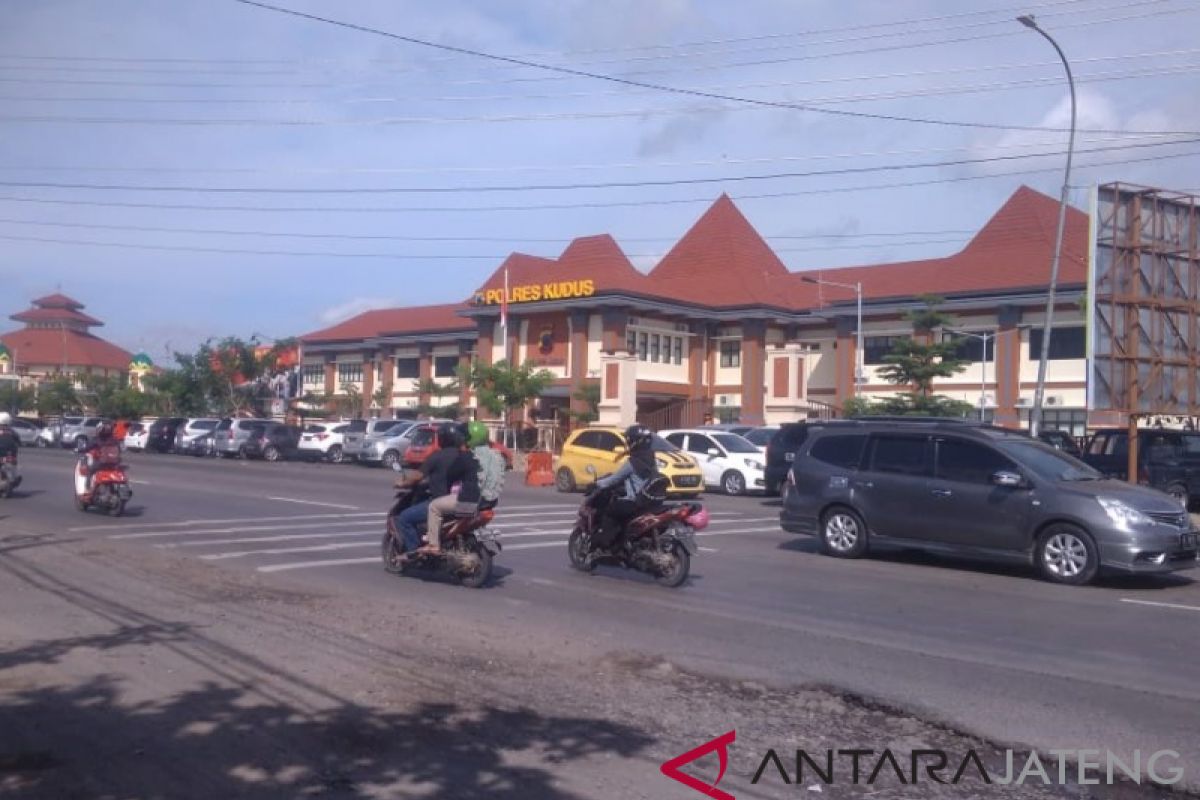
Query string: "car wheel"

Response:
xmin=1035 ymin=524 xmax=1099 ymax=586
xmin=1166 ymin=483 xmax=1189 ymax=511
xmin=381 ymin=450 xmax=400 ymax=470
xmin=721 ymin=470 xmax=746 ymax=496
xmin=819 ymin=507 xmax=869 ymax=558
xmin=780 ymin=480 xmax=793 ymax=505
xmin=555 ymin=467 xmax=577 ymax=493
xmin=36 ymin=438 xmax=48 ymax=449
xmin=327 ymin=445 xmax=344 ymax=464
xmin=263 ymin=445 xmax=281 ymax=463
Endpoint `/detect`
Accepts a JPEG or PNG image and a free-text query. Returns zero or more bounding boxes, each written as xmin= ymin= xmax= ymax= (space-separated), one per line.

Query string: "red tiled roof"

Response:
xmin=301 ymin=303 xmax=472 ymax=343
xmin=31 ymin=292 xmax=85 ymax=310
xmin=803 ymin=185 xmax=1089 ymax=304
xmin=0 ymin=328 xmax=132 ymax=371
xmin=10 ymin=306 xmax=104 ymax=326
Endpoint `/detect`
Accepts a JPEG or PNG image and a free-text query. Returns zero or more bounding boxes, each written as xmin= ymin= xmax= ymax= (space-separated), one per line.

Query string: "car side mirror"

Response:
xmin=991 ymin=470 xmax=1024 ymax=488
xmin=707 ymin=448 xmax=721 ymax=457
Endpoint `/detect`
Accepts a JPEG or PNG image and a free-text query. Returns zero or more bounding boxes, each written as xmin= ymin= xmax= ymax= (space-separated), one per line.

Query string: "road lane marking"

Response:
xmin=696 ymin=525 xmax=782 ymax=536
xmin=258 ymin=557 xmax=378 ymax=573
xmin=267 ymin=497 xmax=361 ymax=510
xmin=202 ymin=541 xmax=377 ymax=560
xmin=71 ymin=511 xmax=377 ymax=532
xmin=1120 ymin=598 xmax=1200 ymax=613
xmin=502 ymin=542 xmax=566 ymax=551
xmin=113 ymin=519 xmax=380 ymax=540
xmin=160 ymin=529 xmax=385 ymax=547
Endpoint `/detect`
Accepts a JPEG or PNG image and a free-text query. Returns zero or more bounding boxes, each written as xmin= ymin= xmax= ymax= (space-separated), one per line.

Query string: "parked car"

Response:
xmin=555 ymin=426 xmax=703 ymax=497
xmin=146 ymin=417 xmax=187 ymax=453
xmin=61 ymin=416 xmax=108 ymax=448
xmin=7 ymin=417 xmax=41 ymax=446
xmin=173 ymin=418 xmax=220 ymax=452
xmin=359 ymin=419 xmax=447 ymax=469
xmin=1081 ymin=428 xmax=1200 ymax=509
xmin=699 ymin=423 xmax=756 ymax=437
xmin=212 ymin=417 xmax=272 ymax=459
xmin=298 ymin=421 xmax=362 ymax=463
xmin=1038 ymin=428 xmax=1082 ymax=457
xmin=742 ymin=426 xmax=778 ymax=452
xmin=342 ymin=418 xmax=407 ymax=461
xmin=661 ymin=429 xmax=766 ymax=495
xmin=180 ymin=431 xmax=216 ymax=458
xmin=241 ymin=422 xmax=303 ymax=462
xmin=401 ymin=423 xmax=514 ymax=470
xmin=765 ymin=421 xmax=836 ymax=496
xmin=123 ymin=421 xmax=151 ymax=451
xmin=36 ymin=422 xmax=59 ymax=448
xmin=780 ymin=419 xmax=1198 ymax=585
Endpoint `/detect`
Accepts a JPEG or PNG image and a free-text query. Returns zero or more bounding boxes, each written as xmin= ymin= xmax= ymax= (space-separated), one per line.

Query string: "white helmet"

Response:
xmin=0 ymin=412 xmax=11 ymax=426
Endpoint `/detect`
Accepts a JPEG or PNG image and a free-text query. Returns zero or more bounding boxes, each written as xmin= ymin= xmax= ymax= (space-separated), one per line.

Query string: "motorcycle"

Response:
xmin=0 ymin=454 xmax=20 ymax=498
xmin=74 ymin=443 xmax=132 ymax=517
xmin=567 ymin=468 xmax=704 ymax=588
xmin=381 ymin=486 xmax=502 ymax=588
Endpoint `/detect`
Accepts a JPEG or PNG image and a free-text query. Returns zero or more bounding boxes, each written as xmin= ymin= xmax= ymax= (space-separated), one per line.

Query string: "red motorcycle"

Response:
xmin=74 ymin=443 xmax=132 ymax=517
xmin=568 ymin=474 xmax=704 ymax=588
xmin=381 ymin=487 xmax=502 ymax=588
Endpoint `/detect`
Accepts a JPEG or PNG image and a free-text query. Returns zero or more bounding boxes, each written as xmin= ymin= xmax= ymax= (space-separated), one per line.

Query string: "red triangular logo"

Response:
xmin=660 ymin=730 xmax=737 ymax=800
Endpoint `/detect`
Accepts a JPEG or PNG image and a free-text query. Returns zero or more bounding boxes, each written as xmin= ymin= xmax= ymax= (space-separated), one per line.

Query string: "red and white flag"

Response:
xmin=500 ymin=266 xmax=509 ymax=332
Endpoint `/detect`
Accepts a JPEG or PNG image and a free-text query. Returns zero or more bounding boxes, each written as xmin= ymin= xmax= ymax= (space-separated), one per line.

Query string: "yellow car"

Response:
xmin=555 ymin=426 xmax=704 ymax=497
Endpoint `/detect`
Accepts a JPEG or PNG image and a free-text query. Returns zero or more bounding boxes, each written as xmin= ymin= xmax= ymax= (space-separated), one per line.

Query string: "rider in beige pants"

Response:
xmin=425 ymin=493 xmax=459 ymax=552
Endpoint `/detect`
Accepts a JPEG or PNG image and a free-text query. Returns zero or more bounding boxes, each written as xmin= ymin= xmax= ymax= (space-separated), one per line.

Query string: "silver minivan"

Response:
xmin=345 ymin=419 xmax=413 ymax=461
xmin=212 ymin=417 xmax=271 ymax=458
xmin=174 ymin=418 xmax=220 ymax=452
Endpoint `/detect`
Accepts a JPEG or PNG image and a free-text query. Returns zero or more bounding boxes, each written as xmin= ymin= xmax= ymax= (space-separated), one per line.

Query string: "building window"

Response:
xmin=638 ymin=332 xmax=648 ymax=361
xmin=337 ymin=362 xmax=363 ymax=384
xmin=302 ymin=364 xmax=324 ymax=385
xmin=626 ymin=330 xmax=637 ymax=354
xmin=395 ymin=358 xmax=419 ymax=379
xmin=719 ymin=340 xmax=741 ymax=368
xmin=864 ymin=335 xmax=906 ymax=366
xmin=433 ymin=355 xmax=459 ymax=378
xmin=649 ymin=334 xmax=660 ymax=363
xmin=1028 ymin=327 xmax=1085 ymax=360
xmin=673 ymin=336 xmax=683 ymax=365
xmin=941 ymin=332 xmax=995 ymax=363
xmin=1023 ymin=408 xmax=1087 ymax=438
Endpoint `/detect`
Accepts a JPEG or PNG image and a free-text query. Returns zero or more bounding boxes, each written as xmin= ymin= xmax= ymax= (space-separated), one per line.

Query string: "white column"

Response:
xmin=597 ymin=352 xmax=638 ymax=427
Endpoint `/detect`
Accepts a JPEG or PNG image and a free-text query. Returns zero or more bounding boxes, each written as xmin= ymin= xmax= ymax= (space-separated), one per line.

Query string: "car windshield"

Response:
xmin=712 ymin=433 xmax=760 ymax=453
xmin=303 ymin=424 xmax=327 ymax=433
xmin=193 ymin=420 xmax=217 ymax=431
xmin=997 ymin=440 xmax=1102 ymax=482
xmin=744 ymin=428 xmax=775 ymax=446
xmin=650 ymin=435 xmax=679 ymax=453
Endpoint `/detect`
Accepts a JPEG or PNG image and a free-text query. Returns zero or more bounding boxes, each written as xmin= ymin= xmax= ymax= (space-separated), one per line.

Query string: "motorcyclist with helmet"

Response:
xmin=589 ymin=424 xmax=661 ymax=551
xmin=394 ymin=422 xmax=480 ymax=556
xmin=465 ymin=420 xmax=504 ymax=509
xmin=78 ymin=421 xmax=121 ymax=493
xmin=0 ymin=412 xmax=22 ymax=490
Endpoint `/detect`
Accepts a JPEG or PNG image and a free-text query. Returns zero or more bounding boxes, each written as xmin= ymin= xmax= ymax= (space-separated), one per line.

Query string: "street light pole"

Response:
xmin=802 ymin=276 xmax=864 ymax=397
xmin=945 ymin=328 xmax=993 ymax=422
xmin=1018 ymin=14 xmax=1076 ymax=438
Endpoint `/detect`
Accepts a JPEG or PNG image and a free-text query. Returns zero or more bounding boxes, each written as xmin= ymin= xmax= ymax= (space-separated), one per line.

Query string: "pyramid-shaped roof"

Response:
xmin=31 ymin=292 xmax=85 ymax=310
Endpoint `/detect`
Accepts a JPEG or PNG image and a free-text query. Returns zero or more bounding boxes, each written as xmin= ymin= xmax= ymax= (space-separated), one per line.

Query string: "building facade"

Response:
xmin=300 ymin=186 xmax=1090 ymax=436
xmin=0 ymin=293 xmax=133 ymax=388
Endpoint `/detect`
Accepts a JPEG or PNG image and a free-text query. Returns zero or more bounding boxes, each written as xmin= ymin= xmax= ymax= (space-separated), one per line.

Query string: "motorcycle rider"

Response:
xmin=0 ymin=412 xmax=22 ymax=490
xmin=466 ymin=420 xmax=504 ymax=510
xmin=77 ymin=421 xmax=121 ymax=494
xmin=394 ymin=422 xmax=480 ymax=556
xmin=590 ymin=424 xmax=661 ymax=551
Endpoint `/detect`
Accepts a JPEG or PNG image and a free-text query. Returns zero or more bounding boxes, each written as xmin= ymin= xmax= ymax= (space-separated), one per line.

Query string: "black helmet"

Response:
xmin=623 ymin=424 xmax=653 ymax=452
xmin=436 ymin=422 xmax=463 ymax=449
xmin=96 ymin=422 xmax=115 ymax=441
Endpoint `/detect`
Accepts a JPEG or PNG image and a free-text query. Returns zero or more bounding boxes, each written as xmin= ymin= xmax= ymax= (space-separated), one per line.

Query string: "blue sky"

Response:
xmin=0 ymin=0 xmax=1197 ymax=362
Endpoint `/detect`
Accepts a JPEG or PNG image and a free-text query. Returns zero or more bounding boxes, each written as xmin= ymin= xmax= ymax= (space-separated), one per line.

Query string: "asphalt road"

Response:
xmin=6 ymin=446 xmax=1200 ymax=792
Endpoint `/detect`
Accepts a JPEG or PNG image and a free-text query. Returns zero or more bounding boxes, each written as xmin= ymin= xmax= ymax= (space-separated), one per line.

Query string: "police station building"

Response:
xmin=300 ymin=185 xmax=1090 ymax=436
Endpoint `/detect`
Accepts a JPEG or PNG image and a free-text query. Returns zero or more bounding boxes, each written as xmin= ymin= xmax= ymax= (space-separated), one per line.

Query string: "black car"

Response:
xmin=1081 ymin=428 xmax=1200 ymax=509
xmin=765 ymin=420 xmax=856 ymax=495
xmin=781 ymin=419 xmax=1197 ymax=585
xmin=241 ymin=422 xmax=302 ymax=462
xmin=179 ymin=431 xmax=216 ymax=457
xmin=146 ymin=417 xmax=187 ymax=453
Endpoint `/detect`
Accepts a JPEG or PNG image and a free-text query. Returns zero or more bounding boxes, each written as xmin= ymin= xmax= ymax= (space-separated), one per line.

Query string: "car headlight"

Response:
xmin=1097 ymin=497 xmax=1151 ymax=529
xmin=656 ymin=457 xmax=668 ymax=468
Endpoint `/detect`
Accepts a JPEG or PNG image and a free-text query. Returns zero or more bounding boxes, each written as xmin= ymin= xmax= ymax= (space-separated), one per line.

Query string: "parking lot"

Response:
xmin=4 ymin=446 xmax=1200 ymax=788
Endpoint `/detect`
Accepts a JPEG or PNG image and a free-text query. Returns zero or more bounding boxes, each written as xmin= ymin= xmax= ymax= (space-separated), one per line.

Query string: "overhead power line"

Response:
xmin=0 ymin=138 xmax=1189 ymax=194
xmin=0 ymin=146 xmax=1193 ymax=214
xmin=227 ymin=0 xmax=1196 ymax=136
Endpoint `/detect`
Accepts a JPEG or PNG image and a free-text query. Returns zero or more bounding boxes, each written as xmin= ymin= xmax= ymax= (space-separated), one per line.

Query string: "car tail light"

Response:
xmin=315 ymin=433 xmax=329 ymax=441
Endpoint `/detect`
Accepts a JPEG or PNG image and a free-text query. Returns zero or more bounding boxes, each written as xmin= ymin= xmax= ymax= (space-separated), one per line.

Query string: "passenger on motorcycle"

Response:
xmin=466 ymin=420 xmax=504 ymax=510
xmin=0 ymin=412 xmax=22 ymax=490
xmin=394 ymin=422 xmax=480 ymax=555
xmin=589 ymin=424 xmax=661 ymax=550
xmin=78 ymin=422 xmax=121 ymax=492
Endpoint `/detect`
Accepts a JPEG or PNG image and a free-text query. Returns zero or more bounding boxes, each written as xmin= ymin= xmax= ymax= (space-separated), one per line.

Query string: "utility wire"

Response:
xmin=0 ymin=147 xmax=1192 ymax=214
xmin=0 ymin=138 xmax=1188 ymax=194
xmin=227 ymin=0 xmax=1195 ymax=136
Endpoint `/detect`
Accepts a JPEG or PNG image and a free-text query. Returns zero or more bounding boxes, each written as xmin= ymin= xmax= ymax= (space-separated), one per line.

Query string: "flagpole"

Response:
xmin=501 ymin=266 xmax=509 ymax=361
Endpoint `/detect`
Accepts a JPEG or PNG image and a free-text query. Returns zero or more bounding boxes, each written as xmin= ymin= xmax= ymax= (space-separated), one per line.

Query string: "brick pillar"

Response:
xmin=687 ymin=323 xmax=707 ymax=400
xmin=360 ymin=351 xmax=375 ymax=418
xmin=568 ymin=310 xmax=590 ymax=420
xmin=476 ymin=317 xmax=495 ymax=367
xmin=458 ymin=339 xmax=473 ymax=408
xmin=417 ymin=345 xmax=432 ymax=408
xmin=994 ymin=305 xmax=1022 ymax=428
xmin=505 ymin=320 xmax=519 ymax=365
xmin=323 ymin=358 xmax=336 ymax=396
xmin=380 ymin=353 xmax=395 ymax=416
xmin=600 ymin=309 xmax=629 ymax=354
xmin=834 ymin=316 xmax=856 ymax=407
xmin=740 ymin=320 xmax=767 ymax=426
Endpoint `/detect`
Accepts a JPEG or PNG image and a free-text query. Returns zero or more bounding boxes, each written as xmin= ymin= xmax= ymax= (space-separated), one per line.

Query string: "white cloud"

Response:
xmin=319 ymin=297 xmax=398 ymax=325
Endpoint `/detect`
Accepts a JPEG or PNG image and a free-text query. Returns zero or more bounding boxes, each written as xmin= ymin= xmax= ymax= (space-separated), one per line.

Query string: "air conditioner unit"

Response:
xmin=1046 ymin=395 xmax=1063 ymax=406
xmin=1015 ymin=397 xmax=1032 ymax=407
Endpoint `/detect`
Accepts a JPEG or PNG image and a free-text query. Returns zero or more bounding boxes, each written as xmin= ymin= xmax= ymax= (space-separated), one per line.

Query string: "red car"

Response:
xmin=403 ymin=423 xmax=513 ymax=470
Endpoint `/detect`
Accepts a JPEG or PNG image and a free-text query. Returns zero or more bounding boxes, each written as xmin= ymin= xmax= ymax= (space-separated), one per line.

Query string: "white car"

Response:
xmin=174 ymin=418 xmax=220 ymax=452
xmin=661 ymin=429 xmax=767 ymax=496
xmin=124 ymin=421 xmax=151 ymax=451
xmin=298 ymin=421 xmax=360 ymax=464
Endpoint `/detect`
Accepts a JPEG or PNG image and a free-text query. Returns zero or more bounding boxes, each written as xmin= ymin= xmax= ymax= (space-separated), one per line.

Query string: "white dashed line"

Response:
xmin=266 ymin=497 xmax=361 ymax=510
xmin=1120 ymin=598 xmax=1200 ymax=613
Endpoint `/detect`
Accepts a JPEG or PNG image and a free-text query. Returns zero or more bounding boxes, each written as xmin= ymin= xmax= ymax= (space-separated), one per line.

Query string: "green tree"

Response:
xmin=875 ymin=295 xmax=968 ymax=399
xmin=80 ymin=374 xmax=150 ymax=419
xmin=459 ymin=359 xmax=554 ymax=422
xmin=567 ymin=382 xmax=601 ymax=425
xmin=0 ymin=381 xmax=36 ymax=415
xmin=415 ymin=377 xmax=461 ymax=419
xmin=36 ymin=377 xmax=80 ymax=416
